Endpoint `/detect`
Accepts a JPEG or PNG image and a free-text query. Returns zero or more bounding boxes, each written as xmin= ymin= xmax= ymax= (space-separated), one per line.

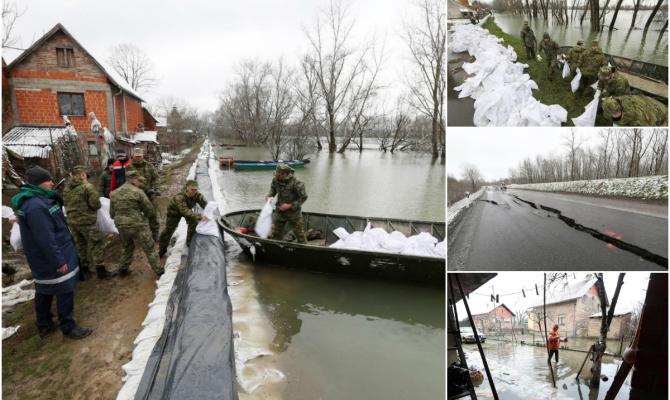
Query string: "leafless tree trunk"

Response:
xmin=267 ymin=60 xmax=296 ymax=161
xmin=644 ymin=0 xmax=665 ymax=31
xmin=608 ymin=0 xmax=625 ymax=30
xmin=564 ymin=130 xmax=584 ymax=180
xmin=2 ymin=1 xmax=25 ymax=50
xmin=590 ymin=0 xmax=601 ymax=31
xmin=462 ymin=164 xmax=482 ymax=192
xmin=590 ymin=273 xmax=625 ymax=387
xmin=404 ymin=0 xmax=446 ymax=161
xmin=296 ymin=56 xmax=324 ymax=150
xmin=630 ymin=0 xmax=642 ymax=29
xmin=106 ymin=44 xmax=158 ymax=93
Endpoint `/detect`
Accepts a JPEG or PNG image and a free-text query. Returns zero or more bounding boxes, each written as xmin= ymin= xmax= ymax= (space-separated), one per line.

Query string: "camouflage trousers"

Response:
xmin=117 ymin=224 xmax=162 ymax=274
xmin=69 ymin=223 xmax=105 ymax=266
xmin=158 ymin=215 xmax=198 ymax=251
xmin=271 ymin=215 xmax=307 ymax=244
xmin=546 ymin=57 xmax=557 ymax=80
xmin=524 ymin=46 xmax=536 ymax=60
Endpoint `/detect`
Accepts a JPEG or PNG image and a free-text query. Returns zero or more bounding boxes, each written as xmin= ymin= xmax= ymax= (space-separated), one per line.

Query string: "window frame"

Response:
xmin=56 ymin=47 xmax=75 ymax=68
xmin=57 ymin=92 xmax=85 ymax=116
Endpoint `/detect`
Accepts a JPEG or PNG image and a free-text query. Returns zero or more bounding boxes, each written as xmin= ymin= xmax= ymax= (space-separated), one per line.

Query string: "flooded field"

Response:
xmin=463 ymin=340 xmax=631 ymax=400
xmin=215 ymin=144 xmax=445 ymax=399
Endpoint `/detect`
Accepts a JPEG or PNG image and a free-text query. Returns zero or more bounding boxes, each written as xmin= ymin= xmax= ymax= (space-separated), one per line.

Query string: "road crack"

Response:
xmin=512 ymin=195 xmax=668 ymax=268
xmin=478 ymin=199 xmax=499 ymax=205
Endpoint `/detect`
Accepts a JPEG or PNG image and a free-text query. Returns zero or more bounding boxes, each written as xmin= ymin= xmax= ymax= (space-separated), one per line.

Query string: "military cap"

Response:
xmin=598 ymin=66 xmax=613 ymax=80
xmin=133 ymin=148 xmax=144 ymax=156
xmin=591 ymin=40 xmax=599 ymax=45
xmin=577 ymin=38 xmax=584 ymax=44
xmin=185 ymin=179 xmax=199 ymax=188
xmin=73 ymin=165 xmax=90 ymax=174
xmin=543 ymin=32 xmax=550 ymax=39
xmin=602 ymin=97 xmax=622 ymax=114
xmin=126 ymin=170 xmax=146 ymax=181
xmin=275 ymin=164 xmax=294 ymax=174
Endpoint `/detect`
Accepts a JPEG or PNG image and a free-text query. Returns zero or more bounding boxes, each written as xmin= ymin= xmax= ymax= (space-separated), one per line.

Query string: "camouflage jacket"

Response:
xmin=126 ymin=160 xmax=158 ymax=194
xmin=520 ymin=27 xmax=536 ymax=48
xmin=598 ymin=73 xmax=631 ymax=98
xmin=267 ymin=175 xmax=308 ymax=220
xmin=539 ymin=40 xmax=559 ymax=59
xmin=568 ymin=46 xmax=585 ymax=69
xmin=615 ymin=95 xmax=668 ymax=127
xmin=581 ymin=48 xmax=607 ymax=77
xmin=166 ymin=190 xmax=208 ymax=221
xmin=110 ymin=182 xmax=158 ymax=233
xmin=98 ymin=170 xmax=112 ymax=198
xmin=63 ymin=176 xmax=101 ymax=226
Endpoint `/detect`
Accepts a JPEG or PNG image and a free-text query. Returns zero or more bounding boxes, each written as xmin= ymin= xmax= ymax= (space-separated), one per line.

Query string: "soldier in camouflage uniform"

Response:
xmin=98 ymin=158 xmax=115 ymax=198
xmin=158 ymin=180 xmax=208 ymax=257
xmin=538 ymin=33 xmax=560 ymax=81
xmin=520 ymin=21 xmax=537 ymax=61
xmin=63 ymin=166 xmax=117 ymax=279
xmin=126 ymin=148 xmax=159 ymax=207
xmin=580 ymin=40 xmax=607 ymax=94
xmin=567 ymin=39 xmax=585 ymax=74
xmin=601 ymin=95 xmax=668 ymax=126
xmin=597 ymin=66 xmax=631 ymax=98
xmin=110 ymin=170 xmax=163 ymax=276
xmin=267 ymin=164 xmax=308 ymax=243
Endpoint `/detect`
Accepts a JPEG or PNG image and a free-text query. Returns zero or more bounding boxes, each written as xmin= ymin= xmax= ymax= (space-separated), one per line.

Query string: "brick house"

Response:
xmin=2 ymin=23 xmax=156 ymax=176
xmin=587 ymin=310 xmax=632 ymax=339
xmin=472 ymin=303 xmax=515 ymax=334
xmin=527 ymin=275 xmax=605 ymax=338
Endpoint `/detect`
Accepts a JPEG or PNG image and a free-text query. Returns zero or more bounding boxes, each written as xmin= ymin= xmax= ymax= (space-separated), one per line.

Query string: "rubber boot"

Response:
xmin=96 ymin=265 xmax=117 ymax=279
xmin=159 ymin=246 xmax=167 ymax=258
xmin=79 ymin=264 xmax=91 ymax=281
xmin=63 ymin=326 xmax=93 ymax=340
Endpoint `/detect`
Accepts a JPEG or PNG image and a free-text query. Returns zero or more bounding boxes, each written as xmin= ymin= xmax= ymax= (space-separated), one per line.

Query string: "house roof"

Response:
xmin=5 ymin=23 xmax=144 ymax=102
xmin=589 ymin=306 xmax=633 ymax=318
xmin=528 ymin=275 xmax=602 ymax=309
xmin=133 ymin=131 xmax=158 ymax=144
xmin=156 ymin=117 xmax=167 ymax=127
xmin=449 ymin=273 xmax=497 ymax=303
xmin=143 ymin=107 xmax=159 ymax=123
xmin=3 ymin=125 xmax=78 ymax=158
xmin=472 ymin=303 xmax=516 ymax=317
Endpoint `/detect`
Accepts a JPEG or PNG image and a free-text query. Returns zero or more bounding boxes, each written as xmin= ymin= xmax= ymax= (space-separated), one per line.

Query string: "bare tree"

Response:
xmin=630 ymin=0 xmax=643 ymax=29
xmin=296 ymin=55 xmax=325 ymax=150
xmin=403 ymin=0 xmax=446 ymax=160
xmin=106 ymin=44 xmax=158 ymax=93
xmin=266 ymin=60 xmax=297 ymax=161
xmin=461 ymin=164 xmax=482 ymax=192
xmin=644 ymin=0 xmax=665 ymax=31
xmin=564 ymin=130 xmax=584 ymax=180
xmin=2 ymin=1 xmax=25 ymax=50
xmin=590 ymin=273 xmax=625 ymax=387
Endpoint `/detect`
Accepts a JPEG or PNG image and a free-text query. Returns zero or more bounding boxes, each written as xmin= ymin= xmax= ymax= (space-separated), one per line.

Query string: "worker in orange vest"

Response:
xmin=547 ymin=324 xmax=567 ymax=363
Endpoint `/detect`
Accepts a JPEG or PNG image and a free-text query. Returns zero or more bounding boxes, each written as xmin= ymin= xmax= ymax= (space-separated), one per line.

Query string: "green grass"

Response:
xmin=483 ymin=17 xmax=609 ymax=126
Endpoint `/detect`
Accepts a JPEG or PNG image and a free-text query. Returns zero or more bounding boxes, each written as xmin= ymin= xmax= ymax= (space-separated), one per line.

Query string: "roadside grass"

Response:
xmin=483 ymin=17 xmax=610 ymax=126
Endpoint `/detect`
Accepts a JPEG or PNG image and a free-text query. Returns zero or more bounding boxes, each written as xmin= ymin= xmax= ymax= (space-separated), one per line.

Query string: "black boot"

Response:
xmin=63 ymin=326 xmax=93 ymax=339
xmin=119 ymin=266 xmax=131 ymax=277
xmin=96 ymin=265 xmax=117 ymax=279
xmin=159 ymin=247 xmax=167 ymax=258
xmin=79 ymin=264 xmax=91 ymax=281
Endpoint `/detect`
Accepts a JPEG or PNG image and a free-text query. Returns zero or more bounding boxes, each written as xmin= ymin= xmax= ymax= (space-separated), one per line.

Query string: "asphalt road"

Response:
xmin=448 ymin=189 xmax=668 ymax=270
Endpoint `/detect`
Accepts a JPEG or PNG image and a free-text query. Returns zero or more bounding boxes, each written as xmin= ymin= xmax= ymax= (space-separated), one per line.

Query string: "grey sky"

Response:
xmin=447 ymin=127 xmax=607 ymax=181
xmin=7 ymin=0 xmax=415 ymax=114
xmin=454 ymin=272 xmax=650 ymax=319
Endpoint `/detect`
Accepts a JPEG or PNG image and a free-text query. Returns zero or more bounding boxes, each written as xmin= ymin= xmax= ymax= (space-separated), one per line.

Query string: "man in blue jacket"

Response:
xmin=12 ymin=166 xmax=93 ymax=339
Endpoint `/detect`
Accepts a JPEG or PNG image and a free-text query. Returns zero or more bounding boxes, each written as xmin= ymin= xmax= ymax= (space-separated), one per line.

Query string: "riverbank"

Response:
xmin=2 ymin=140 xmax=204 ymax=400
xmin=483 ymin=17 xmax=610 ymax=126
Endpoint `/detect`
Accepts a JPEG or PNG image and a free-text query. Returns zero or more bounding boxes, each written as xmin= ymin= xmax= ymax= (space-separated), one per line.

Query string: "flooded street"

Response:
xmin=495 ymin=11 xmax=668 ymax=66
xmin=215 ymin=144 xmax=445 ymax=399
xmin=463 ymin=339 xmax=631 ymax=400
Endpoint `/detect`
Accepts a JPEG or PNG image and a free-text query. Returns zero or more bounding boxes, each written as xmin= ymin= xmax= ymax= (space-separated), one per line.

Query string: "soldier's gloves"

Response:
xmin=536 ymin=54 xmax=542 ymax=62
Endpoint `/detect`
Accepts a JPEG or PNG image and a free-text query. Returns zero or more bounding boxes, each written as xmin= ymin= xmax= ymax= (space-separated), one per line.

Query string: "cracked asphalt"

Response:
xmin=448 ymin=188 xmax=668 ymax=270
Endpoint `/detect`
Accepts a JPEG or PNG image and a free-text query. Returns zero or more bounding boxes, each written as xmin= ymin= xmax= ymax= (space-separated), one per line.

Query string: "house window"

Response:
xmin=56 ymin=48 xmax=74 ymax=67
xmin=88 ymin=141 xmax=98 ymax=156
xmin=558 ymin=315 xmax=565 ymax=326
xmin=58 ymin=93 xmax=84 ymax=116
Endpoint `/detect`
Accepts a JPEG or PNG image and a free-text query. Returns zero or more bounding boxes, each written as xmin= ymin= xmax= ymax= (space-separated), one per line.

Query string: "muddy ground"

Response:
xmin=2 ymin=140 xmax=203 ymax=400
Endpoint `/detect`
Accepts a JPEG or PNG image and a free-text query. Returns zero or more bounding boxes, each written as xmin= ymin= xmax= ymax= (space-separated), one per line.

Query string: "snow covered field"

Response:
xmin=510 ymin=176 xmax=668 ymax=200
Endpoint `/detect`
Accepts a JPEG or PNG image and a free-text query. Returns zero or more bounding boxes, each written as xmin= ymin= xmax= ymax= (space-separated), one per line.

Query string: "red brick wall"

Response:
xmin=13 ymin=88 xmax=108 ymax=131
xmin=126 ymin=96 xmax=143 ymax=134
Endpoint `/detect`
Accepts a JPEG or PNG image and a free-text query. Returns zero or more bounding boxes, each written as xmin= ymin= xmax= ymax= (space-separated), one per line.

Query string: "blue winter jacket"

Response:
xmin=16 ymin=194 xmax=79 ymax=295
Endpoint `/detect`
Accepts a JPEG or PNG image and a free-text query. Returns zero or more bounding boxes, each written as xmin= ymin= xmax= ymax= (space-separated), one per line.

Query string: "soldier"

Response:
xmin=601 ymin=95 xmax=668 ymax=126
xmin=538 ymin=33 xmax=559 ymax=81
xmin=63 ymin=166 xmax=116 ymax=279
xmin=580 ymin=40 xmax=607 ymax=94
xmin=267 ymin=164 xmax=308 ymax=243
xmin=567 ymin=39 xmax=585 ymax=74
xmin=110 ymin=170 xmax=163 ymax=276
xmin=597 ymin=66 xmax=631 ymax=98
xmin=98 ymin=158 xmax=115 ymax=198
xmin=158 ymin=180 xmax=208 ymax=257
xmin=520 ymin=21 xmax=537 ymax=61
xmin=126 ymin=148 xmax=159 ymax=206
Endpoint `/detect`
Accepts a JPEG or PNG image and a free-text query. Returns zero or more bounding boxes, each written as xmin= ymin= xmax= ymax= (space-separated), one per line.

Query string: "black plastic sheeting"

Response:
xmin=134 ymin=155 xmax=238 ymax=400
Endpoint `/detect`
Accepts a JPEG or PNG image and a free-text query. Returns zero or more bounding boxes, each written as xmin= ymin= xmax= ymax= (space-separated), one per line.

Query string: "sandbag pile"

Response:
xmin=195 ymin=202 xmax=221 ymax=237
xmin=450 ymin=23 xmax=567 ymax=126
xmin=329 ymin=224 xmax=445 ymax=258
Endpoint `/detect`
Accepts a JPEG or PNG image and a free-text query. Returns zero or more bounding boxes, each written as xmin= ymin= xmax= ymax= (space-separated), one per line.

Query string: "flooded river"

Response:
xmin=495 ymin=11 xmax=668 ymax=66
xmin=214 ymin=144 xmax=445 ymax=399
xmin=463 ymin=340 xmax=631 ymax=400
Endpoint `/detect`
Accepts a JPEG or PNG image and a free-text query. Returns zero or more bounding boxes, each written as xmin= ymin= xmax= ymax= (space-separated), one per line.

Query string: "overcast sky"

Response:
xmin=453 ymin=272 xmax=651 ymax=319
xmin=7 ymin=0 xmax=416 ymax=113
xmin=447 ymin=127 xmax=610 ymax=182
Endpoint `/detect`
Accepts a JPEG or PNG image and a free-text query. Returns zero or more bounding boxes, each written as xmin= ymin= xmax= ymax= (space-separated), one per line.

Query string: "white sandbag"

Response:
xmin=2 ymin=206 xmax=14 ymax=219
xmin=571 ymin=68 xmax=582 ymax=93
xmin=255 ymin=196 xmax=276 ymax=239
xmin=561 ymin=61 xmax=570 ymax=79
xmin=381 ymin=231 xmax=408 ymax=252
xmin=333 ymin=227 xmax=349 ymax=240
xmin=96 ymin=197 xmax=119 ymax=235
xmin=434 ymin=241 xmax=446 ymax=258
xmin=2 ymin=279 xmax=34 ymax=307
xmin=195 ymin=202 xmax=220 ymax=237
xmin=2 ymin=326 xmax=19 ymax=340
xmin=572 ymin=90 xmax=601 ymax=127
xmin=10 ymin=223 xmax=22 ymax=251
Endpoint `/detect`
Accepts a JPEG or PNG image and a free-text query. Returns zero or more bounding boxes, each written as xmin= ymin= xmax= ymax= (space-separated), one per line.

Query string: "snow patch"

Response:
xmin=447 ymin=188 xmax=485 ymax=227
xmin=510 ymin=175 xmax=668 ymax=200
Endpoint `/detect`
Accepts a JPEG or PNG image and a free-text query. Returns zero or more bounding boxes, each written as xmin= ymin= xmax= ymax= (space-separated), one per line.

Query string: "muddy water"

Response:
xmin=463 ymin=340 xmax=631 ymax=399
xmin=495 ymin=11 xmax=668 ymax=66
xmin=215 ymin=145 xmax=445 ymax=399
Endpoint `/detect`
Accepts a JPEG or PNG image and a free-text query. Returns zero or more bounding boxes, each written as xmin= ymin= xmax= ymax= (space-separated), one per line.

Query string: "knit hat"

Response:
xmin=116 ymin=149 xmax=127 ymax=157
xmin=26 ymin=166 xmax=53 ymax=186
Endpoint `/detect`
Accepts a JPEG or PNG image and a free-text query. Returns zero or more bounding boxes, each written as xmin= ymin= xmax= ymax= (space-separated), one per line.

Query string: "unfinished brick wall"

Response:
xmin=587 ymin=314 xmax=632 ymax=339
xmin=13 ymin=88 xmax=108 ymax=131
xmin=125 ymin=96 xmax=144 ymax=134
